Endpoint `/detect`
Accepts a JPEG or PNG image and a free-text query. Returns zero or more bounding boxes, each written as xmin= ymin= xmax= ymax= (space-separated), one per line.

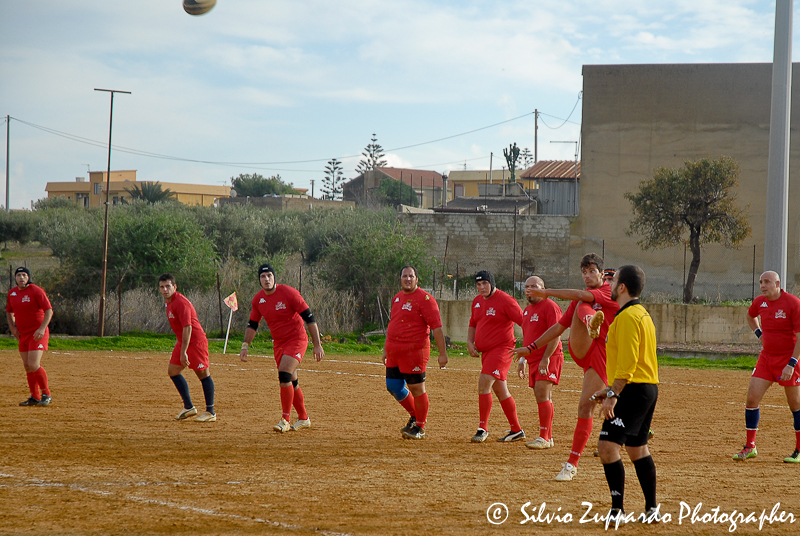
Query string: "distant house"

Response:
xmin=446 ymin=169 xmax=537 ymax=199
xmin=342 ymin=167 xmax=445 ymax=209
xmin=45 ymin=170 xmax=231 ymax=207
xmin=519 ymin=160 xmax=580 ymax=215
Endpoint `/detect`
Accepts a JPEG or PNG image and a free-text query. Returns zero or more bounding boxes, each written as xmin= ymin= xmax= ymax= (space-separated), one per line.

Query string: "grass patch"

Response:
xmin=656 ymin=355 xmax=757 ymax=371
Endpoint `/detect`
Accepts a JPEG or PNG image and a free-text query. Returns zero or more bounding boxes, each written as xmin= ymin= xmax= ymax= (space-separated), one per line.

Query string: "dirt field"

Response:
xmin=1 ymin=348 xmax=799 ymax=535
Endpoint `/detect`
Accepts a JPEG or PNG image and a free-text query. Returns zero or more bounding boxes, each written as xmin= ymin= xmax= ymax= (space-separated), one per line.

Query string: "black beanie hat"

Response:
xmin=475 ymin=270 xmax=495 ymax=292
xmin=258 ymin=264 xmax=275 ymax=278
xmin=15 ymin=266 xmax=31 ymax=281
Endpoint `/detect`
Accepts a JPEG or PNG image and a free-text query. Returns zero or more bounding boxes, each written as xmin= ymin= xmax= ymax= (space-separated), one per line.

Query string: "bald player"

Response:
xmin=512 ymin=276 xmax=564 ymax=449
xmin=733 ymin=271 xmax=800 ymax=463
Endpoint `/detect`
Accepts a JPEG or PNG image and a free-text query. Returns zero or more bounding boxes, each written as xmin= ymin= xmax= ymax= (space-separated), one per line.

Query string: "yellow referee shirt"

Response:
xmin=606 ymin=300 xmax=659 ymax=384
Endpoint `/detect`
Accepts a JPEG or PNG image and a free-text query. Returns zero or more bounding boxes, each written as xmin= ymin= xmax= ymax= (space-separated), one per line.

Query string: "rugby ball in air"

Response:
xmin=184 ymin=0 xmax=216 ymax=16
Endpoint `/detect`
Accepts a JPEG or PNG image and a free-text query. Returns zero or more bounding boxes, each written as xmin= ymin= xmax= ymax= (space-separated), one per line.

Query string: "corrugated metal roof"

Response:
xmin=519 ymin=160 xmax=580 ymax=180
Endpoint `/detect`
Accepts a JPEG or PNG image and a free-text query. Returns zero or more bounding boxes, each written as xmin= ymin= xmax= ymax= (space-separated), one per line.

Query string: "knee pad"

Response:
xmin=278 ymin=371 xmax=293 ymax=384
xmin=386 ymin=378 xmax=409 ymax=401
xmin=292 ymin=379 xmax=299 ymax=389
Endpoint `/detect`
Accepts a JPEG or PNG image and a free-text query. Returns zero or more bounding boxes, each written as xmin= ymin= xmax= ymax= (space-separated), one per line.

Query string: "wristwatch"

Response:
xmin=605 ymin=388 xmax=619 ymax=399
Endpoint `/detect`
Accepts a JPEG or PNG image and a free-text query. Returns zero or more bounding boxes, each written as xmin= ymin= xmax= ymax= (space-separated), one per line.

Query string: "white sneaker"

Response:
xmin=291 ymin=418 xmax=311 ymax=431
xmin=195 ymin=411 xmax=216 ymax=422
xmin=555 ymin=462 xmax=577 ymax=481
xmin=175 ymin=407 xmax=197 ymax=420
xmin=525 ymin=437 xmax=554 ymax=449
xmin=273 ymin=418 xmax=291 ymax=433
xmin=606 ymin=508 xmax=627 ymax=528
xmin=638 ymin=507 xmax=662 ymax=524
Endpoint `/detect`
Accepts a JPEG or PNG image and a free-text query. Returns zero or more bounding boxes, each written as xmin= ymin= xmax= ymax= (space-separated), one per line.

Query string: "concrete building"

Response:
xmin=343 ymin=168 xmax=444 ymax=208
xmin=576 ymin=63 xmax=793 ymax=297
xmin=447 ymin=169 xmax=537 ymax=198
xmin=45 ymin=171 xmax=230 ymax=207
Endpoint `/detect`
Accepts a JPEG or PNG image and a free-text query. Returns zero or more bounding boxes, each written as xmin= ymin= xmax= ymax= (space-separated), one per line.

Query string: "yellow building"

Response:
xmin=447 ymin=169 xmax=538 ymax=198
xmin=45 ymin=171 xmax=230 ymax=207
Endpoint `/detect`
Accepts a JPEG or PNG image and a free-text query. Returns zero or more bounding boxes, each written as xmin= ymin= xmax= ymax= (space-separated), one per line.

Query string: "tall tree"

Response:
xmin=503 ymin=142 xmax=521 ymax=183
xmin=373 ymin=177 xmax=419 ymax=208
xmin=520 ymin=147 xmax=534 ymax=169
xmin=624 ymin=156 xmax=751 ymax=303
xmin=355 ymin=133 xmax=388 ymax=175
xmin=230 ymin=173 xmax=296 ymax=197
xmin=123 ymin=182 xmax=176 ymax=204
xmin=322 ymin=158 xmax=344 ymax=200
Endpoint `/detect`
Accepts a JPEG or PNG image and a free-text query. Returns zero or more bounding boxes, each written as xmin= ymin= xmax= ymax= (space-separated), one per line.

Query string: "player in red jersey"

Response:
xmin=733 ymin=271 xmax=800 ymax=463
xmin=524 ymin=253 xmax=620 ymax=481
xmin=383 ymin=265 xmax=448 ymax=440
xmin=6 ymin=267 xmax=54 ymax=407
xmin=240 ymin=264 xmax=325 ymax=433
xmin=158 ymin=274 xmax=216 ymax=422
xmin=468 ymin=270 xmax=526 ymax=443
xmin=511 ymin=276 xmax=564 ymax=449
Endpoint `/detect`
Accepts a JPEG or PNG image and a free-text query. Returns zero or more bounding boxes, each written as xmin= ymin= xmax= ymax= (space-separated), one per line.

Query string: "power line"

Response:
xmin=539 ymin=92 xmax=582 ymax=129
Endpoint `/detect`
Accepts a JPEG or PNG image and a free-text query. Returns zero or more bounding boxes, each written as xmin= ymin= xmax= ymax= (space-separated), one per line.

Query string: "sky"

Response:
xmin=0 ymin=0 xmax=790 ymax=208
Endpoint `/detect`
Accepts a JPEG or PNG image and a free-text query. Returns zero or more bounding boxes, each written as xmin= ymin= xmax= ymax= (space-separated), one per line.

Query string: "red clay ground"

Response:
xmin=1 ymin=348 xmax=799 ymax=535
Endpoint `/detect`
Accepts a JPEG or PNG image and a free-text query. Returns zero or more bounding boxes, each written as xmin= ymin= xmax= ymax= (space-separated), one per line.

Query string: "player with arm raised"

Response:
xmin=383 ymin=266 xmax=448 ymax=440
xmin=240 ymin=264 xmax=324 ymax=433
xmin=511 ymin=276 xmax=564 ymax=449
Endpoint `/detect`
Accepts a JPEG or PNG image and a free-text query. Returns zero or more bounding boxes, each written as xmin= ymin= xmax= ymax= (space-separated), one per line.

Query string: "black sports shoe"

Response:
xmin=402 ymin=424 xmax=426 ymax=440
xmin=19 ymin=397 xmax=41 ymax=407
xmin=401 ymin=416 xmax=416 ymax=434
xmin=497 ymin=429 xmax=526 ymax=442
xmin=471 ymin=428 xmax=489 ymax=443
xmin=39 ymin=394 xmax=52 ymax=406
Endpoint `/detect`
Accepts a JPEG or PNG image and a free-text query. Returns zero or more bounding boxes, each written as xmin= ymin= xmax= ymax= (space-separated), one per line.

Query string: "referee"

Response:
xmin=592 ymin=265 xmax=660 ymax=526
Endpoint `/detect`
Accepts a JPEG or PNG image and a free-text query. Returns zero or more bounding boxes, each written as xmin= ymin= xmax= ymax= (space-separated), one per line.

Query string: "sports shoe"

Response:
xmin=555 ymin=462 xmax=577 ymax=481
xmin=471 ymin=428 xmax=489 ymax=443
xmin=593 ymin=449 xmax=600 ymax=457
xmin=19 ymin=397 xmax=41 ymax=407
xmin=175 ymin=407 xmax=197 ymax=420
xmin=648 ymin=429 xmax=655 ymax=440
xmin=732 ymin=445 xmax=757 ymax=461
xmin=783 ymin=449 xmax=800 ymax=463
xmin=273 ymin=418 xmax=291 ymax=433
xmin=497 ymin=429 xmax=526 ymax=442
xmin=526 ymin=437 xmax=554 ymax=449
xmin=638 ymin=507 xmax=662 ymax=524
xmin=195 ymin=411 xmax=216 ymax=422
xmin=291 ymin=418 xmax=311 ymax=431
xmin=606 ymin=508 xmax=627 ymax=528
xmin=400 ymin=416 xmax=416 ymax=434
xmin=587 ymin=311 xmax=605 ymax=339
xmin=38 ymin=394 xmax=52 ymax=406
xmin=402 ymin=424 xmax=426 ymax=440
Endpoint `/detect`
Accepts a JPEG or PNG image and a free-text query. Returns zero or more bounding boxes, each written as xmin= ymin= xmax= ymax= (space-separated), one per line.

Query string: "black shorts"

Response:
xmin=599 ymin=383 xmax=658 ymax=447
xmin=386 ymin=366 xmax=426 ymax=385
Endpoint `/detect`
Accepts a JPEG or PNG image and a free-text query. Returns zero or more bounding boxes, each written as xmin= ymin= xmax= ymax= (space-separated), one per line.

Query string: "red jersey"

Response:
xmin=558 ymin=282 xmax=620 ymax=343
xmin=522 ymin=298 xmax=563 ymax=361
xmin=386 ymin=287 xmax=442 ymax=347
xmin=748 ymin=290 xmax=800 ymax=356
xmin=249 ymin=285 xmax=309 ymax=347
xmin=469 ymin=289 xmax=523 ymax=352
xmin=6 ymin=284 xmax=52 ymax=334
xmin=166 ymin=292 xmax=208 ymax=354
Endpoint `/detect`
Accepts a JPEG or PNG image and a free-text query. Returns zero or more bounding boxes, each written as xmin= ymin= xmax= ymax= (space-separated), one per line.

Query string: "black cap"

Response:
xmin=258 ymin=264 xmax=275 ymax=277
xmin=475 ymin=270 xmax=495 ymax=291
xmin=14 ymin=266 xmax=31 ymax=279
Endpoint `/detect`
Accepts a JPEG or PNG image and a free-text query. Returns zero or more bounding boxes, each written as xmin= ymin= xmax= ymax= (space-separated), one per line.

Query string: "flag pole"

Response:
xmin=223 ymin=308 xmax=234 ymax=354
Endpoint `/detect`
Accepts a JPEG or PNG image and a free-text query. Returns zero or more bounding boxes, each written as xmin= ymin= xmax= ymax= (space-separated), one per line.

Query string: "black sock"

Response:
xmin=170 ymin=374 xmax=193 ymax=409
xmin=633 ymin=455 xmax=657 ymax=510
xmin=603 ymin=459 xmax=625 ymax=510
xmin=200 ymin=375 xmax=215 ymax=414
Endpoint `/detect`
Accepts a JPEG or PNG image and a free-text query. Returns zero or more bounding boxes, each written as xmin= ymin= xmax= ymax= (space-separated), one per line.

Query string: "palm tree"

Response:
xmin=123 ymin=182 xmax=176 ymax=204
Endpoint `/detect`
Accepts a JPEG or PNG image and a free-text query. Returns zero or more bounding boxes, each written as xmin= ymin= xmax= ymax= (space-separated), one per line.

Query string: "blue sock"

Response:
xmin=200 ymin=375 xmax=215 ymax=414
xmin=745 ymin=407 xmax=760 ymax=429
xmin=170 ymin=374 xmax=193 ymax=409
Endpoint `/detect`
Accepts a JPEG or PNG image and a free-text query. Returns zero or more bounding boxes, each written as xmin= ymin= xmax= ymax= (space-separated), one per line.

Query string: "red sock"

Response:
xmin=34 ymin=367 xmax=50 ymax=396
xmin=26 ymin=371 xmax=40 ymax=399
xmin=279 ymin=385 xmax=294 ymax=421
xmin=567 ymin=417 xmax=593 ymax=466
xmin=292 ymin=386 xmax=308 ymax=420
xmin=745 ymin=429 xmax=758 ymax=449
xmin=538 ymin=400 xmax=554 ymax=440
xmin=399 ymin=392 xmax=416 ymax=417
xmin=576 ymin=302 xmax=596 ymax=327
xmin=414 ymin=393 xmax=429 ymax=428
xmin=499 ymin=396 xmax=522 ymax=433
xmin=479 ymin=393 xmax=493 ymax=430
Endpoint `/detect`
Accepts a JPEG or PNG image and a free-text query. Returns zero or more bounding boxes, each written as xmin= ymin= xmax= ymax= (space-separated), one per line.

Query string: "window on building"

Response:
xmin=94 ymin=183 xmax=101 ymax=195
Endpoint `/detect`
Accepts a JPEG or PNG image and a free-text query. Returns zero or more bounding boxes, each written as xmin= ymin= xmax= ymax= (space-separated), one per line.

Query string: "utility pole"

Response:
xmin=5 ymin=115 xmax=9 ymax=211
xmin=534 ymin=109 xmax=538 ymax=163
xmin=310 ymin=179 xmax=315 ymax=198
xmin=95 ymin=88 xmax=131 ymax=337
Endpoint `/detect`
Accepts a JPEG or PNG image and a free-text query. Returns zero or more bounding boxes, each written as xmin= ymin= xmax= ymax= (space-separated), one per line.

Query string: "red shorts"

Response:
xmin=274 ymin=339 xmax=309 ymax=367
xmin=569 ymin=340 xmax=608 ymax=385
xmin=480 ymin=344 xmax=515 ymax=381
xmin=528 ymin=352 xmax=564 ymax=387
xmin=170 ymin=344 xmax=210 ymax=371
xmin=384 ymin=339 xmax=430 ymax=374
xmin=753 ymin=352 xmax=800 ymax=386
xmin=19 ymin=330 xmax=49 ymax=353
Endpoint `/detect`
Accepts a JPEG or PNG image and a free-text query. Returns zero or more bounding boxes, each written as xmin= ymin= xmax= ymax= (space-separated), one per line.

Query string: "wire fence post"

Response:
xmin=216 ymin=273 xmax=224 ymax=336
xmin=117 ymin=269 xmax=122 ymax=336
xmin=512 ymin=203 xmax=518 ymax=298
xmin=455 ymin=262 xmax=459 ymax=301
xmin=752 ymin=244 xmax=756 ymax=299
